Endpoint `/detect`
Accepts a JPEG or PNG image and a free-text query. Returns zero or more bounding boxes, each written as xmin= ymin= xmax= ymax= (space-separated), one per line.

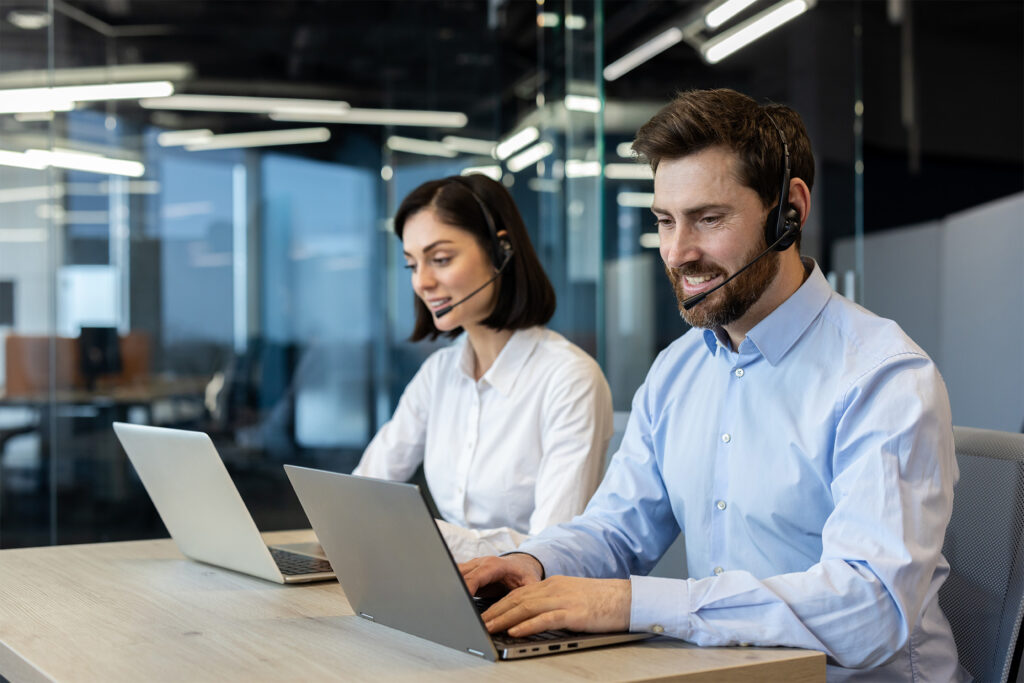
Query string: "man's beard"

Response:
xmin=666 ymin=237 xmax=780 ymax=329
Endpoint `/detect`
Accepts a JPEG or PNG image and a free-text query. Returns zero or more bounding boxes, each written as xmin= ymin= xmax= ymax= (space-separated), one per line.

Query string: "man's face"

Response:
xmin=653 ymin=147 xmax=779 ymax=329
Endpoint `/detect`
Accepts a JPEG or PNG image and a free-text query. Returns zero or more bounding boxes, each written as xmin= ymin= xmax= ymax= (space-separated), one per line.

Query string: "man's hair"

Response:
xmin=632 ymin=88 xmax=814 ymax=249
xmin=394 ymin=174 xmax=556 ymax=341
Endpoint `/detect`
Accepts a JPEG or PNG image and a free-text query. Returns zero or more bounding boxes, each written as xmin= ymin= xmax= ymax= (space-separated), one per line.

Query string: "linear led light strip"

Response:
xmin=705 ymin=0 xmax=759 ymax=28
xmin=495 ymin=127 xmax=540 ymax=160
xmin=385 ymin=136 xmax=456 ymax=158
xmin=0 ymin=148 xmax=145 ymax=177
xmin=460 ymin=165 xmax=502 ymax=181
xmin=701 ymin=0 xmax=813 ymax=64
xmin=271 ymin=107 xmax=467 ymax=128
xmin=0 ymin=81 xmax=174 ymax=114
xmin=184 ymin=128 xmax=330 ymax=151
xmin=604 ymin=27 xmax=684 ymax=82
xmin=140 ymin=94 xmax=349 ymax=116
xmin=506 ymin=142 xmax=554 ymax=173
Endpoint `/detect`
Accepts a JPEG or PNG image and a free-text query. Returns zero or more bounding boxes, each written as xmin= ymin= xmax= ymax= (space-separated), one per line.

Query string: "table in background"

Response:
xmin=0 ymin=530 xmax=825 ymax=682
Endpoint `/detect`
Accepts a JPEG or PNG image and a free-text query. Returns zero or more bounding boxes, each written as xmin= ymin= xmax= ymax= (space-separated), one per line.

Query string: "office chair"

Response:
xmin=940 ymin=426 xmax=1024 ymax=682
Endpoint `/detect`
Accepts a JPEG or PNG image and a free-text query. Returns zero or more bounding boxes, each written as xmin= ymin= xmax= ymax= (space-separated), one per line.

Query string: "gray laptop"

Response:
xmin=284 ymin=464 xmax=652 ymax=660
xmin=113 ymin=422 xmax=334 ymax=584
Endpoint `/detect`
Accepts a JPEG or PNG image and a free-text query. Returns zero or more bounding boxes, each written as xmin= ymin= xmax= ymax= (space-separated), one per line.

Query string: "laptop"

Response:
xmin=284 ymin=464 xmax=652 ymax=660
xmin=113 ymin=422 xmax=334 ymax=584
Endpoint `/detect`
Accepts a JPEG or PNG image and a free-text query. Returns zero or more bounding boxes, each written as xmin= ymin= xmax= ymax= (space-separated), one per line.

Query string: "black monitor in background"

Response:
xmin=79 ymin=326 xmax=122 ymax=391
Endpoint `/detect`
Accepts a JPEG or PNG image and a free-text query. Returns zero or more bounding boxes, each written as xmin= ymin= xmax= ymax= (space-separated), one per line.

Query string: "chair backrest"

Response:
xmin=940 ymin=426 xmax=1024 ymax=682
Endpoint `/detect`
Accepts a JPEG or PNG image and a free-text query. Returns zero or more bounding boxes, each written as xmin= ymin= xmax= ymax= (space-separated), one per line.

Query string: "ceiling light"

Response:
xmin=442 ymin=136 xmax=497 ymax=155
xmin=704 ymin=0 xmax=759 ymax=29
xmin=156 ymin=129 xmax=214 ymax=147
xmin=564 ymin=95 xmax=601 ymax=113
xmin=565 ymin=15 xmax=586 ymax=30
xmin=638 ymin=233 xmax=661 ymax=249
xmin=605 ymin=163 xmax=654 ymax=180
xmin=0 ymin=63 xmax=193 ymax=89
xmin=702 ymin=0 xmax=813 ymax=64
xmin=0 ymin=149 xmax=48 ymax=170
xmin=0 ymin=80 xmax=174 ymax=114
xmin=461 ymin=165 xmax=502 ymax=181
xmin=565 ymin=160 xmax=601 ymax=178
xmin=617 ymin=191 xmax=655 ymax=208
xmin=616 ymin=142 xmax=635 ymax=158
xmin=506 ymin=141 xmax=554 ymax=173
xmin=385 ymin=136 xmax=457 ymax=157
xmin=139 ymin=94 xmax=349 ymax=115
xmin=271 ymin=107 xmax=467 ymax=128
xmin=7 ymin=9 xmax=50 ymax=30
xmin=604 ymin=27 xmax=683 ymax=81
xmin=24 ymin=148 xmax=145 ymax=177
xmin=184 ymin=128 xmax=330 ymax=151
xmin=495 ymin=126 xmax=540 ymax=160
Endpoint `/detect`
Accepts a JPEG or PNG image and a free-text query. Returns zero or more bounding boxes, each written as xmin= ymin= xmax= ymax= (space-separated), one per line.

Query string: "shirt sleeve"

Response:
xmin=524 ymin=352 xmax=958 ymax=670
xmin=437 ymin=356 xmax=614 ymax=560
xmin=352 ymin=353 xmax=434 ymax=481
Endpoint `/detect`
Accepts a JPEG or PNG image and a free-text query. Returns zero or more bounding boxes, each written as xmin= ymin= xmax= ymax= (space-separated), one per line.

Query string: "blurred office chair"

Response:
xmin=940 ymin=426 xmax=1024 ymax=682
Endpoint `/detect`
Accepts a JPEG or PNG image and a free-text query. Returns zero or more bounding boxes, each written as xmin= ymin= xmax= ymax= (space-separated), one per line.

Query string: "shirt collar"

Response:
xmin=701 ymin=258 xmax=833 ymax=366
xmin=456 ymin=326 xmax=543 ymax=396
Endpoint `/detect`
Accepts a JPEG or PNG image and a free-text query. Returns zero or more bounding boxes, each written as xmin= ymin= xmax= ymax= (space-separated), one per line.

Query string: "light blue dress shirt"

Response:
xmin=518 ymin=260 xmax=967 ymax=682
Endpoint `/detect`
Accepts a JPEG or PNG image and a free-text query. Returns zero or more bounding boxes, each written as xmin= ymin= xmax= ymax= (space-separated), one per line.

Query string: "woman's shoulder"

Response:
xmin=526 ymin=327 xmax=605 ymax=379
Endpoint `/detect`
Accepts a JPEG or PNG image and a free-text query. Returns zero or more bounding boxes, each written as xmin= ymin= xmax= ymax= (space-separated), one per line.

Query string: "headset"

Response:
xmin=447 ymin=175 xmax=514 ymax=270
xmin=762 ymin=110 xmax=801 ymax=252
xmin=432 ymin=176 xmax=515 ymax=319
xmin=681 ymin=109 xmax=803 ymax=311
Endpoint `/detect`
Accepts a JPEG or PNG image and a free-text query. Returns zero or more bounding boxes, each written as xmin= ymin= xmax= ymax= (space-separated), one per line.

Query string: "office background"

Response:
xmin=0 ymin=0 xmax=1020 ymax=549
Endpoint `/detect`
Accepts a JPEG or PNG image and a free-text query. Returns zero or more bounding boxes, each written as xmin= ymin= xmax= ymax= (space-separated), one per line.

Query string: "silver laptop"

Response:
xmin=113 ymin=422 xmax=334 ymax=584
xmin=284 ymin=465 xmax=652 ymax=660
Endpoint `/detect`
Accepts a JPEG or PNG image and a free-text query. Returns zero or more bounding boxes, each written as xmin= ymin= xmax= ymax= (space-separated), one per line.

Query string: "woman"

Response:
xmin=353 ymin=174 xmax=612 ymax=561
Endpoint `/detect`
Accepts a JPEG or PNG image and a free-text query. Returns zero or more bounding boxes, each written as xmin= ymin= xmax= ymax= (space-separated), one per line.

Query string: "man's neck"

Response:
xmin=721 ymin=253 xmax=809 ymax=350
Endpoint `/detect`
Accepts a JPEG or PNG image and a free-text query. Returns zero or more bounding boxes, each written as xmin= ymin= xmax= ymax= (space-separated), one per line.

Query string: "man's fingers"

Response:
xmin=506 ymin=609 xmax=569 ymax=637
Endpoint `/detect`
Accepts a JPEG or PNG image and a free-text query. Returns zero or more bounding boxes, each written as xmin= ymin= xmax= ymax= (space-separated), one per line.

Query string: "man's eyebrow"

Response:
xmin=403 ymin=239 xmax=454 ymax=257
xmin=650 ymin=203 xmax=732 ymax=216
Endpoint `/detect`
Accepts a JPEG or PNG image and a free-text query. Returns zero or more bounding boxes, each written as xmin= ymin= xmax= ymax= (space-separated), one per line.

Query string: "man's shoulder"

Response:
xmin=816 ymin=294 xmax=933 ymax=371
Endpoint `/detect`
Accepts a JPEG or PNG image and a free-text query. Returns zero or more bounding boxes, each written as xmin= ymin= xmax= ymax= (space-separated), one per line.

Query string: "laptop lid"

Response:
xmin=284 ymin=465 xmax=500 ymax=659
xmin=113 ymin=422 xmax=286 ymax=583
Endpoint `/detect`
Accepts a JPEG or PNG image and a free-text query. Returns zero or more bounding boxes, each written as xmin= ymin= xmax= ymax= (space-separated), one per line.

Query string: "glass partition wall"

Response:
xmin=1 ymin=0 xmax=1020 ymax=549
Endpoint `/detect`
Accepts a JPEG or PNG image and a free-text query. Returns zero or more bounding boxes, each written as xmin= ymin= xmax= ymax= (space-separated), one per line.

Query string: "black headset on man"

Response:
xmin=681 ymin=109 xmax=802 ymax=311
xmin=433 ymin=176 xmax=515 ymax=319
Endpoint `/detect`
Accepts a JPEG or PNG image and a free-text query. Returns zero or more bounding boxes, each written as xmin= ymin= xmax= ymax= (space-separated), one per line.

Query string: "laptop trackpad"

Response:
xmin=270 ymin=542 xmax=327 ymax=559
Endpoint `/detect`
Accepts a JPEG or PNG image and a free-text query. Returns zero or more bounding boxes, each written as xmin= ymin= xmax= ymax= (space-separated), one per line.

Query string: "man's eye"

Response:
xmin=701 ymin=215 xmax=721 ymax=225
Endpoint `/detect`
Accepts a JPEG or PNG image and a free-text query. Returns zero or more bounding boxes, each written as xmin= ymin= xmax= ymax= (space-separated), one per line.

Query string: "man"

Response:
xmin=460 ymin=89 xmax=965 ymax=681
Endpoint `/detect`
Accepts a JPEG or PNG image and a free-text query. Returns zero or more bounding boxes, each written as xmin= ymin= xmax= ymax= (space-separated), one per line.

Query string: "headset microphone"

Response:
xmin=680 ymin=109 xmax=801 ymax=312
xmin=434 ymin=247 xmax=513 ymax=318
xmin=680 ymin=222 xmax=795 ymax=310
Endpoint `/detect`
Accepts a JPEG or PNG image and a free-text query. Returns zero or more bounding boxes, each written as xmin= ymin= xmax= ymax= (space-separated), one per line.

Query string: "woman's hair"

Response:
xmin=394 ymin=174 xmax=556 ymax=341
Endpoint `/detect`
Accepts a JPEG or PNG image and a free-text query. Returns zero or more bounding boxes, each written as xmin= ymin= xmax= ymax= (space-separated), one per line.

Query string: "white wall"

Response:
xmin=833 ymin=192 xmax=1024 ymax=432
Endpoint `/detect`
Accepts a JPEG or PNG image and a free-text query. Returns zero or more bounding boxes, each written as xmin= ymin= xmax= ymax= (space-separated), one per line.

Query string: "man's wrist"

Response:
xmin=500 ymin=551 xmax=545 ymax=580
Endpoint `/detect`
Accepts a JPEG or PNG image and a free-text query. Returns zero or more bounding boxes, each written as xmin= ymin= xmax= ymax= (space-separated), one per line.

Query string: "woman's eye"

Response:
xmin=403 ymin=263 xmax=415 ymax=271
xmin=432 ymin=257 xmax=451 ymax=266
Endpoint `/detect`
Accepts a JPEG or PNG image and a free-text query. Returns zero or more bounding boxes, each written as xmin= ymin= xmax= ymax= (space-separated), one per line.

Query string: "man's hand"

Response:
xmin=480 ymin=576 xmax=632 ymax=638
xmin=459 ymin=553 xmax=544 ymax=596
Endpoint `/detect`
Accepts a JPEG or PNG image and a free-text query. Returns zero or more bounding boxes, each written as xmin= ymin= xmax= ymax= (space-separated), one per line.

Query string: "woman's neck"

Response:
xmin=464 ymin=325 xmax=515 ymax=381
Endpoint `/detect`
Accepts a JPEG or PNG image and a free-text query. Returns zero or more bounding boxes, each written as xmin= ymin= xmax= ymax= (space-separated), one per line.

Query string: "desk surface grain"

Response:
xmin=0 ymin=530 xmax=824 ymax=682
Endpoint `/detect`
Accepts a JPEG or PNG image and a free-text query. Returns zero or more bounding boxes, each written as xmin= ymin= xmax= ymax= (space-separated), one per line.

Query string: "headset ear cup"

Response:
xmin=775 ymin=207 xmax=801 ymax=250
xmin=499 ymin=238 xmax=513 ymax=259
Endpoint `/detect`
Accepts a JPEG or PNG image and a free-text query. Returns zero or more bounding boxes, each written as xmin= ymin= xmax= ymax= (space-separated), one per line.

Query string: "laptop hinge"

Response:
xmin=467 ymin=648 xmax=486 ymax=658
xmin=358 ymin=612 xmax=375 ymax=621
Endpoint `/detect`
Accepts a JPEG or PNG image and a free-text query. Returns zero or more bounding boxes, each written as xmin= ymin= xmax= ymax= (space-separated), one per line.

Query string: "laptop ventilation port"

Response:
xmin=548 ymin=644 xmax=561 ymax=651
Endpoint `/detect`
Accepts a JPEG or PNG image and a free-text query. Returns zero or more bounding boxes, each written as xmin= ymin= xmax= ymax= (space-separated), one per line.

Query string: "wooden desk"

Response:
xmin=0 ymin=530 xmax=825 ymax=682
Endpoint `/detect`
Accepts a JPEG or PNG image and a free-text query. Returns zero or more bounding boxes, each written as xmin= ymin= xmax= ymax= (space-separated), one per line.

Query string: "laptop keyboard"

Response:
xmin=269 ymin=547 xmax=332 ymax=576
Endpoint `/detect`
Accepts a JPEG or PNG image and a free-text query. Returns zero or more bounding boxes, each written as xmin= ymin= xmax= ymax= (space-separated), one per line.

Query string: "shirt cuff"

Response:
xmin=629 ymin=575 xmax=691 ymax=639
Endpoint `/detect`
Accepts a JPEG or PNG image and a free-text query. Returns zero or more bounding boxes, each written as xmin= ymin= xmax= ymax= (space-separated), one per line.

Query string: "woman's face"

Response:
xmin=402 ymin=208 xmax=498 ymax=333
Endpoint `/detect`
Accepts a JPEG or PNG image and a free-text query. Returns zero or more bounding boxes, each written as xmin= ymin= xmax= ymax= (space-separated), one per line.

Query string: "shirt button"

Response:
xmin=713 ymin=566 xmax=724 ymax=576
xmin=716 ymin=500 xmax=727 ymax=510
xmin=734 ymin=368 xmax=744 ymax=377
xmin=651 ymin=625 xmax=665 ymax=634
xmin=721 ymin=433 xmax=731 ymax=444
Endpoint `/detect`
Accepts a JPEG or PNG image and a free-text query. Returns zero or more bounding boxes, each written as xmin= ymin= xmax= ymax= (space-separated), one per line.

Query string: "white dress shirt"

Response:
xmin=353 ymin=326 xmax=613 ymax=561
